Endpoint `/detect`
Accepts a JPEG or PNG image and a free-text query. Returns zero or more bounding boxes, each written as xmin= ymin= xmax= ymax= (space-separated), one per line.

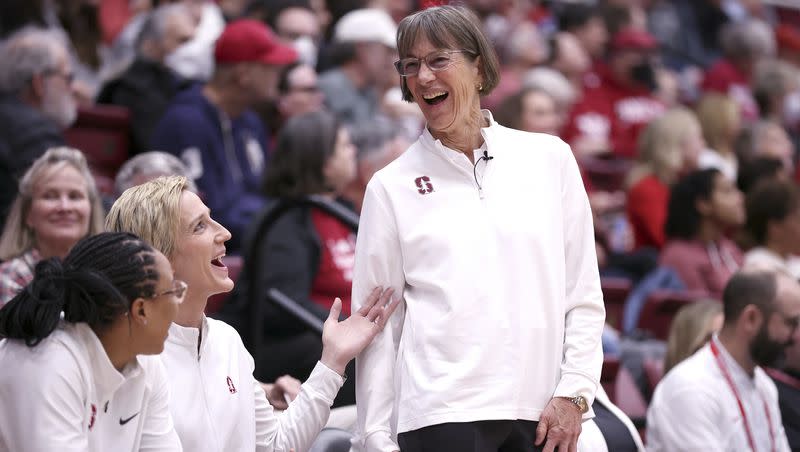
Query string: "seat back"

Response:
xmin=601 ymin=277 xmax=632 ymax=330
xmin=637 ymin=290 xmax=704 ymax=340
xmin=63 ymin=104 xmax=131 ymax=195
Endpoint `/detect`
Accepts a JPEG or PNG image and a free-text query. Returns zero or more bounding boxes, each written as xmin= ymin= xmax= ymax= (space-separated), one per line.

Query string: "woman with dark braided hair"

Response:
xmin=0 ymin=232 xmax=184 ymax=451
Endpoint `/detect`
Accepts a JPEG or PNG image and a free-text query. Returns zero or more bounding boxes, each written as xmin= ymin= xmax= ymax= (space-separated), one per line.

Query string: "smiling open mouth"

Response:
xmin=211 ymin=257 xmax=225 ymax=268
xmin=423 ymin=92 xmax=448 ymax=105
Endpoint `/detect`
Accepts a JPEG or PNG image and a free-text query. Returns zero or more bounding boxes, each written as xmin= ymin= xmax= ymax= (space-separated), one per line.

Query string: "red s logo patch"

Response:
xmin=415 ymin=176 xmax=434 ymax=195
xmin=88 ymin=403 xmax=97 ymax=430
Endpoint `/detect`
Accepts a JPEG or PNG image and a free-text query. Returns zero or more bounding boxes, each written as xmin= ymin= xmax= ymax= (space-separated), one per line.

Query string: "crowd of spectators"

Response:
xmin=1 ymin=0 xmax=800 ymax=449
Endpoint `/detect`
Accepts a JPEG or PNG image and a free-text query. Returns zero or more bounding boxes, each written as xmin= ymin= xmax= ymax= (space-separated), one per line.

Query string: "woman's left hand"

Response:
xmin=535 ymin=397 xmax=583 ymax=452
xmin=320 ymin=287 xmax=400 ymax=375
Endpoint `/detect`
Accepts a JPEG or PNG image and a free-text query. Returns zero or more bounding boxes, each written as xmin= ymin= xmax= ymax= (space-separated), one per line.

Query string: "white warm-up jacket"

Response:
xmin=162 ymin=316 xmax=345 ymax=452
xmin=0 ymin=322 xmax=181 ymax=452
xmin=352 ymin=111 xmax=606 ymax=451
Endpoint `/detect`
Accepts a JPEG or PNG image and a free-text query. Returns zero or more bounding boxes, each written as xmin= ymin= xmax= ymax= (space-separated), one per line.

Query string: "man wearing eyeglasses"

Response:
xmin=647 ymin=269 xmax=798 ymax=452
xmin=0 ymin=27 xmax=77 ymax=231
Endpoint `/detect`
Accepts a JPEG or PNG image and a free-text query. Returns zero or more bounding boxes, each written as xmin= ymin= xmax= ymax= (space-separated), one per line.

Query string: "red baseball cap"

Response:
xmin=611 ymin=28 xmax=659 ymax=52
xmin=214 ymin=19 xmax=298 ymax=66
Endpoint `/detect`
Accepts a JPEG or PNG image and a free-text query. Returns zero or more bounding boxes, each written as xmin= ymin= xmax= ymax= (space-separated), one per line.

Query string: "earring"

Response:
xmin=477 ymin=83 xmax=483 ymax=92
xmin=143 ymin=319 xmax=148 ymax=326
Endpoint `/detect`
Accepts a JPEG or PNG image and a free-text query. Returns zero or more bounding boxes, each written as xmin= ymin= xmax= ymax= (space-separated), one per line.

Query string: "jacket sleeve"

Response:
xmin=5 ymin=347 xmax=89 ymax=451
xmin=139 ymin=358 xmax=183 ymax=451
xmin=252 ymin=210 xmax=330 ymax=336
xmin=254 ymin=361 xmax=345 ymax=452
xmin=552 ymin=140 xmax=605 ymax=410
xmin=352 ymin=179 xmax=406 ymax=452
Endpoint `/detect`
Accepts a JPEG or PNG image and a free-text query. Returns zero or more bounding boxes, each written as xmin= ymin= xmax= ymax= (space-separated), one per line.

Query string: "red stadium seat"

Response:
xmin=601 ymin=356 xmax=621 ymax=401
xmin=579 ymin=156 xmax=634 ymax=193
xmin=601 ymin=277 xmax=632 ymax=330
xmin=637 ymin=290 xmax=706 ymax=341
xmin=643 ymin=358 xmax=664 ymax=397
xmin=63 ymin=104 xmax=131 ymax=195
xmin=205 ymin=256 xmax=243 ymax=315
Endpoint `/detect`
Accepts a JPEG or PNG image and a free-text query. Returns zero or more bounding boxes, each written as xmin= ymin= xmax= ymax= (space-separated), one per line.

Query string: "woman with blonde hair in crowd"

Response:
xmin=0 ymin=147 xmax=104 ymax=305
xmin=626 ymin=107 xmax=705 ymax=250
xmin=696 ymin=93 xmax=742 ymax=181
xmin=663 ymin=301 xmax=724 ymax=374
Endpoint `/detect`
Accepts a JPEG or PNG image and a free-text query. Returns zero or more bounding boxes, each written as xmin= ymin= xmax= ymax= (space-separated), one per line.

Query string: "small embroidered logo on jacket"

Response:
xmin=88 ymin=404 xmax=97 ymax=430
xmin=415 ymin=176 xmax=434 ymax=195
xmin=227 ymin=376 xmax=237 ymax=394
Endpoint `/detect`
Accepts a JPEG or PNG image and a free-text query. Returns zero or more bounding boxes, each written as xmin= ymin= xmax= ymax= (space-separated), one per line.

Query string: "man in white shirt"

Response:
xmin=647 ymin=269 xmax=799 ymax=451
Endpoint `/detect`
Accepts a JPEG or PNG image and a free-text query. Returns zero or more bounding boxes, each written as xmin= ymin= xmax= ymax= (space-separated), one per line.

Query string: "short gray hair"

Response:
xmin=0 ymin=27 xmax=66 ymax=95
xmin=721 ymin=19 xmax=775 ymax=61
xmin=522 ymin=67 xmax=576 ymax=110
xmin=348 ymin=118 xmax=399 ymax=162
xmin=135 ymin=3 xmax=192 ymax=53
xmin=114 ymin=151 xmax=197 ymax=195
xmin=396 ymin=5 xmax=500 ymax=102
xmin=753 ymin=59 xmax=799 ymax=114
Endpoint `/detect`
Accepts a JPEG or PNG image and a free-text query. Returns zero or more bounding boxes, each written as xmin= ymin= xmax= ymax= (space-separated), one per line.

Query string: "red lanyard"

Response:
xmin=710 ymin=338 xmax=775 ymax=452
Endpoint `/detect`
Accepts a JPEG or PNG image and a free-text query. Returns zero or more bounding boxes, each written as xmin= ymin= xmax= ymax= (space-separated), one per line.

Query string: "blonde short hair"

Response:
xmin=696 ymin=94 xmax=739 ymax=153
xmin=664 ymin=301 xmax=723 ymax=374
xmin=0 ymin=147 xmax=105 ymax=260
xmin=106 ymin=175 xmax=188 ymax=257
xmin=630 ymin=107 xmax=701 ymax=186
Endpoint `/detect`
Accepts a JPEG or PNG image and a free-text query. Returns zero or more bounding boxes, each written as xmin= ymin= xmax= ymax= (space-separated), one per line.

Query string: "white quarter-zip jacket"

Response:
xmin=0 ymin=322 xmax=181 ymax=452
xmin=352 ymin=112 xmax=605 ymax=451
xmin=162 ymin=316 xmax=345 ymax=452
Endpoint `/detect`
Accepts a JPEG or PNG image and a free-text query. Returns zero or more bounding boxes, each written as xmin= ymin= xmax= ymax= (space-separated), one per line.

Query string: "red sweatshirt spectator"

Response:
xmin=563 ymin=28 xmax=665 ymax=159
xmin=626 ymin=108 xmax=704 ymax=250
xmin=702 ymin=19 xmax=776 ymax=122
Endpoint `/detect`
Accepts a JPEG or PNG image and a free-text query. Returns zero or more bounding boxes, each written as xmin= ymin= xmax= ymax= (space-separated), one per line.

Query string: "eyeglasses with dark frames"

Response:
xmin=394 ymin=49 xmax=474 ymax=77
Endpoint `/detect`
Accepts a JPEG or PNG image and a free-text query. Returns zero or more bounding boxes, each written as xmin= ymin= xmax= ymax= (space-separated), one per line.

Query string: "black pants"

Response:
xmin=398 ymin=420 xmax=546 ymax=452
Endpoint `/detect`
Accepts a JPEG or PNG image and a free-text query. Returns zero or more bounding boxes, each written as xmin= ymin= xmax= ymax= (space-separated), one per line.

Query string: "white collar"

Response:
xmin=70 ymin=322 xmax=143 ymax=402
xmin=167 ymin=316 xmax=210 ymax=356
xmin=712 ymin=335 xmax=758 ymax=387
xmin=420 ymin=109 xmax=497 ymax=160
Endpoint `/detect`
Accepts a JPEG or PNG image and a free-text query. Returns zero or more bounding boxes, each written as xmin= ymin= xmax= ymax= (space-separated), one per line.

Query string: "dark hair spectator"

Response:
xmin=241 ymin=110 xmax=359 ymax=403
xmin=665 ymin=168 xmax=723 ymax=240
xmin=722 ymin=270 xmax=777 ymax=327
xmin=745 ymin=179 xmax=800 ymax=246
xmin=495 ymin=86 xmax=560 ymax=135
xmin=660 ymin=168 xmax=745 ymax=298
xmin=736 ymin=157 xmax=786 ymax=195
xmin=555 ymin=2 xmax=607 ymax=59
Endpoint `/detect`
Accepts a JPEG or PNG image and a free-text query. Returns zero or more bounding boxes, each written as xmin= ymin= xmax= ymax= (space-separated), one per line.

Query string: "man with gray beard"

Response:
xmin=0 ymin=27 xmax=77 ymax=229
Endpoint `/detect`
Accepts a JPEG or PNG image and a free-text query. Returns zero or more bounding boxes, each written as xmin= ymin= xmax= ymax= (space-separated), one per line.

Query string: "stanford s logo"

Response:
xmin=88 ymin=403 xmax=97 ymax=430
xmin=415 ymin=176 xmax=434 ymax=195
xmin=227 ymin=376 xmax=237 ymax=394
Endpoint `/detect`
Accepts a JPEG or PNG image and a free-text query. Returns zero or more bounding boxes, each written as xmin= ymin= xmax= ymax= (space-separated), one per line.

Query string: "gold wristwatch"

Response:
xmin=559 ymin=395 xmax=589 ymax=413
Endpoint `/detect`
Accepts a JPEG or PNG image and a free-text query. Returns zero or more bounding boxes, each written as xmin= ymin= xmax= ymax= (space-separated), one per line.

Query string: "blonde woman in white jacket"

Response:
xmin=107 ymin=175 xmax=399 ymax=452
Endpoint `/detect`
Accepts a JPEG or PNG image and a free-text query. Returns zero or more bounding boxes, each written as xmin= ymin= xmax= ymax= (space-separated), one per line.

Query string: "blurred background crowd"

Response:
xmin=1 ymin=0 xmax=800 ymax=447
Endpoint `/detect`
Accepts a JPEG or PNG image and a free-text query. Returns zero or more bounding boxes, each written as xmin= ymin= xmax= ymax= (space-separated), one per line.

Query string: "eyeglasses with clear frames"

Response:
xmin=152 ymin=280 xmax=188 ymax=303
xmin=394 ymin=49 xmax=474 ymax=77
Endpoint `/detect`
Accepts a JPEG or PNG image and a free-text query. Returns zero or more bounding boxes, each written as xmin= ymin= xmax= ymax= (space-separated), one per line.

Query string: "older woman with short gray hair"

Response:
xmin=352 ymin=5 xmax=605 ymax=452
